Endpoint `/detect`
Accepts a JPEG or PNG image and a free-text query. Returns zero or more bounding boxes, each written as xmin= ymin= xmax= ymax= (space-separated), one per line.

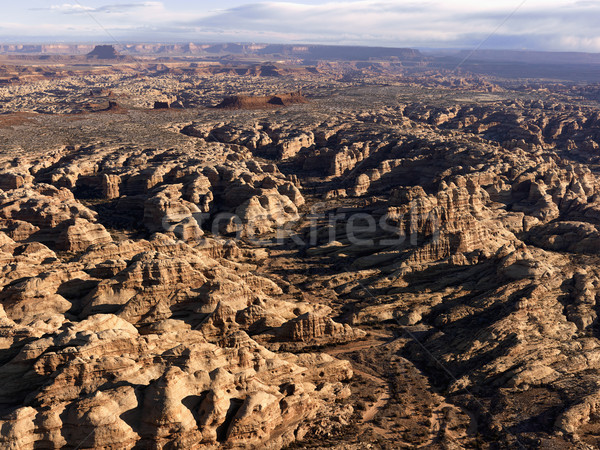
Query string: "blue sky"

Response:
xmin=1 ymin=1 xmax=599 ymax=51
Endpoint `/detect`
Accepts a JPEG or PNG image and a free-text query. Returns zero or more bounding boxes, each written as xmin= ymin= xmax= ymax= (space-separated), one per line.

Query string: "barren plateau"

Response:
xmin=0 ymin=45 xmax=600 ymax=449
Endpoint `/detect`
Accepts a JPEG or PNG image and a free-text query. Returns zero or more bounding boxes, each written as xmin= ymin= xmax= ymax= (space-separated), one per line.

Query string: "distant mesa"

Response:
xmin=216 ymin=91 xmax=308 ymax=110
xmin=90 ymin=100 xmax=124 ymax=113
xmin=87 ymin=45 xmax=120 ymax=60
xmin=153 ymin=95 xmax=184 ymax=110
xmin=235 ymin=64 xmax=283 ymax=77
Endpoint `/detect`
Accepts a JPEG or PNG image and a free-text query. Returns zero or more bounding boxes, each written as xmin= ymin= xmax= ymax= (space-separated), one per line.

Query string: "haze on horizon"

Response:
xmin=0 ymin=0 xmax=599 ymax=53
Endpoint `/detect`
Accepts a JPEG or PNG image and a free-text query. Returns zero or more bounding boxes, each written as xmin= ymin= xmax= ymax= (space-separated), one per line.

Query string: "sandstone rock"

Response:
xmin=555 ymin=389 xmax=600 ymax=436
xmin=102 ymin=174 xmax=121 ymax=199
xmin=57 ymin=218 xmax=112 ymax=252
xmin=236 ymin=192 xmax=300 ymax=235
xmin=1 ymin=220 xmax=39 ymax=241
xmin=277 ymin=313 xmax=367 ymax=347
xmin=143 ymin=184 xmax=202 ymax=236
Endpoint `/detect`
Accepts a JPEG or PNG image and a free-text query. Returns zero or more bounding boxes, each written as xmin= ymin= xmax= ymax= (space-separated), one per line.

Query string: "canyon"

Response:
xmin=0 ymin=44 xmax=600 ymax=448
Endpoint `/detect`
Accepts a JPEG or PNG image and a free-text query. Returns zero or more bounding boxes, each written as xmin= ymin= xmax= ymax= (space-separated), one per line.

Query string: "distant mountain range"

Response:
xmin=1 ymin=43 xmax=598 ymax=82
xmin=0 ymin=43 xmax=421 ymax=61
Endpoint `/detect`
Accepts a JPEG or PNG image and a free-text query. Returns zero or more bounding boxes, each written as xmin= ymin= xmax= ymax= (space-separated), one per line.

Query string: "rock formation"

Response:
xmin=216 ymin=91 xmax=308 ymax=109
xmin=87 ymin=45 xmax=120 ymax=60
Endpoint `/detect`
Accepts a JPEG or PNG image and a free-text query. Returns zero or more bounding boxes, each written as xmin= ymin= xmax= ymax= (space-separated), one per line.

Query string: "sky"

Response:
xmin=1 ymin=0 xmax=599 ymax=52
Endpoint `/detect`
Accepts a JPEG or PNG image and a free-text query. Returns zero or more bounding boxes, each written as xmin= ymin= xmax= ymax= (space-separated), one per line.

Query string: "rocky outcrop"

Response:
xmin=102 ymin=174 xmax=121 ymax=199
xmin=0 ymin=184 xmax=110 ymax=251
xmin=277 ymin=313 xmax=367 ymax=348
xmin=86 ymin=45 xmax=121 ymax=59
xmin=235 ymin=192 xmax=301 ymax=235
xmin=0 ymin=314 xmax=352 ymax=449
xmin=143 ymin=184 xmax=203 ymax=238
xmin=216 ymin=91 xmax=308 ymax=109
xmin=56 ymin=218 xmax=112 ymax=252
xmin=0 ymin=223 xmax=359 ymax=447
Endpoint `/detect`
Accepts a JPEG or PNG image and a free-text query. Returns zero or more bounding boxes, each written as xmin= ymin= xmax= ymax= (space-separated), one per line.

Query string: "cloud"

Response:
xmin=9 ymin=0 xmax=600 ymax=52
xmin=95 ymin=2 xmax=164 ymax=14
xmin=38 ymin=2 xmax=163 ymax=15
xmin=47 ymin=4 xmax=95 ymax=13
xmin=183 ymin=0 xmax=600 ymax=51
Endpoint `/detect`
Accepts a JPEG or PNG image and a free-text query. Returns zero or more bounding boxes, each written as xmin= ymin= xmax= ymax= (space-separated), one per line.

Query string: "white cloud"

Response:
xmin=6 ymin=0 xmax=600 ymax=51
xmin=49 ymin=3 xmax=95 ymax=13
xmin=186 ymin=0 xmax=600 ymax=51
xmin=44 ymin=2 xmax=163 ymax=14
xmin=95 ymin=2 xmax=165 ymax=14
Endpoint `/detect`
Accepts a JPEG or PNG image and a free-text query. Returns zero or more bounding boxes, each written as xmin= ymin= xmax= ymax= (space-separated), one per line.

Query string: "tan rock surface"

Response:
xmin=2 ymin=57 xmax=600 ymax=448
